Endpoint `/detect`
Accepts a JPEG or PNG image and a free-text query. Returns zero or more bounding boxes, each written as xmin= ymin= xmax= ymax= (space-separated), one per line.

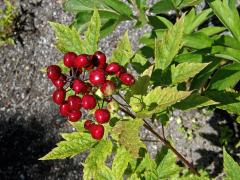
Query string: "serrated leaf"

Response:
xmin=50 ymin=22 xmax=84 ymax=54
xmin=83 ymin=9 xmax=101 ymax=54
xmin=207 ymin=0 xmax=240 ymax=42
xmin=143 ymin=86 xmax=191 ymax=107
xmin=174 ymin=93 xmax=218 ymax=110
xmin=155 ymin=146 xmax=182 ymax=179
xmin=128 ymin=173 xmax=140 ymax=180
xmin=171 ymin=62 xmax=209 ymax=84
xmin=178 ymin=0 xmax=203 ymax=8
xmin=150 ymin=0 xmax=175 ymax=13
xmin=131 ymin=53 xmax=150 ymax=73
xmin=112 ymin=146 xmax=133 ymax=179
xmin=155 ymin=16 xmax=184 ymax=70
xmin=209 ymin=63 xmax=240 ymax=90
xmin=198 ymin=26 xmax=226 ymax=36
xmin=224 ymin=148 xmax=240 ymax=180
xmin=112 ymin=119 xmax=145 ymax=157
xmin=183 ymin=33 xmax=213 ymax=49
xmin=135 ymin=150 xmax=157 ymax=174
xmin=83 ymin=140 xmax=114 ymax=180
xmin=110 ymin=31 xmax=133 ymax=66
xmin=39 ymin=132 xmax=96 ymax=160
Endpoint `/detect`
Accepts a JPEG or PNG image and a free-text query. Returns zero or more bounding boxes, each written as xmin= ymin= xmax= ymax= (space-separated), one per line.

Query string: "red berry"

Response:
xmin=82 ymin=94 xmax=96 ymax=110
xmin=90 ymin=124 xmax=104 ymax=140
xmin=67 ymin=95 xmax=82 ymax=111
xmin=116 ymin=66 xmax=126 ymax=77
xmin=89 ymin=69 xmax=106 ymax=86
xmin=106 ymin=63 xmax=121 ymax=75
xmin=94 ymin=109 xmax=110 ymax=124
xmin=68 ymin=111 xmax=82 ymax=122
xmin=93 ymin=51 xmax=106 ymax=68
xmin=72 ymin=79 xmax=88 ymax=94
xmin=59 ymin=103 xmax=70 ymax=117
xmin=52 ymin=89 xmax=66 ymax=105
xmin=84 ymin=120 xmax=92 ymax=130
xmin=64 ymin=52 xmax=77 ymax=68
xmin=52 ymin=74 xmax=66 ymax=88
xmin=47 ymin=65 xmax=61 ymax=80
xmin=100 ymin=80 xmax=115 ymax=96
xmin=120 ymin=73 xmax=135 ymax=86
xmin=75 ymin=54 xmax=90 ymax=68
xmin=85 ymin=64 xmax=94 ymax=71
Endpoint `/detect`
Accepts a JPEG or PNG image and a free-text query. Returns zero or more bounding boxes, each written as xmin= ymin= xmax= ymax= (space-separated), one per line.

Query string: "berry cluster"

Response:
xmin=47 ymin=51 xmax=135 ymax=140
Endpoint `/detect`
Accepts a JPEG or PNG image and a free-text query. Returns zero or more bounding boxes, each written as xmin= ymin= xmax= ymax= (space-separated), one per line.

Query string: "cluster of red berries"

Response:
xmin=47 ymin=51 xmax=135 ymax=140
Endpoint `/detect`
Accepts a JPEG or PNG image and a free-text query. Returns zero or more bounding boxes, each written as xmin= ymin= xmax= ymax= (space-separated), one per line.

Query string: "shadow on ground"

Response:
xmin=195 ymin=109 xmax=240 ymax=177
xmin=0 ymin=113 xmax=83 ymax=180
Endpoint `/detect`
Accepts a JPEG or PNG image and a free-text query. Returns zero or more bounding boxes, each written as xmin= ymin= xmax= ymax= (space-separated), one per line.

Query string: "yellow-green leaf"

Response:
xmin=224 ymin=148 xmax=240 ymax=180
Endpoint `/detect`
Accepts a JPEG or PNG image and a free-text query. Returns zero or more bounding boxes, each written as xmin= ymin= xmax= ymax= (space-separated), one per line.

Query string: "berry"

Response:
xmin=68 ymin=111 xmax=82 ymax=122
xmin=94 ymin=109 xmax=110 ymax=124
xmin=47 ymin=65 xmax=61 ymax=80
xmin=82 ymin=94 xmax=97 ymax=110
xmin=72 ymin=79 xmax=88 ymax=94
xmin=85 ymin=64 xmax=94 ymax=71
xmin=75 ymin=54 xmax=90 ymax=68
xmin=60 ymin=103 xmax=70 ymax=117
xmin=64 ymin=52 xmax=77 ymax=67
xmin=93 ymin=51 xmax=106 ymax=68
xmin=120 ymin=73 xmax=135 ymax=86
xmin=52 ymin=89 xmax=66 ymax=105
xmin=84 ymin=120 xmax=92 ymax=130
xmin=52 ymin=74 xmax=66 ymax=88
xmin=100 ymin=80 xmax=115 ymax=96
xmin=67 ymin=95 xmax=82 ymax=111
xmin=89 ymin=69 xmax=106 ymax=86
xmin=116 ymin=66 xmax=126 ymax=77
xmin=106 ymin=63 xmax=121 ymax=75
xmin=90 ymin=124 xmax=104 ymax=140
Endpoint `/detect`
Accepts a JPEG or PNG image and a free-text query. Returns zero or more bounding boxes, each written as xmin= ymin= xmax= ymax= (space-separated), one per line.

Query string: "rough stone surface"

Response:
xmin=0 ymin=0 xmax=240 ymax=180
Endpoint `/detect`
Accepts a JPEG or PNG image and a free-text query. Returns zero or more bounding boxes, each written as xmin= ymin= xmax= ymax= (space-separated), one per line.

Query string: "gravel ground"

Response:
xmin=0 ymin=0 xmax=240 ymax=180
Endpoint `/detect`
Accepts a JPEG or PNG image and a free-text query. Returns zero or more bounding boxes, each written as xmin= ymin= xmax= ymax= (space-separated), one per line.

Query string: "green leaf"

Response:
xmin=207 ymin=0 xmax=240 ymax=42
xmin=39 ymin=132 xmax=96 ymax=160
xmin=128 ymin=173 xmax=140 ymax=180
xmin=174 ymin=53 xmax=205 ymax=63
xmin=131 ymin=53 xmax=150 ymax=73
xmin=223 ymin=148 xmax=240 ymax=180
xmin=135 ymin=150 xmax=157 ymax=174
xmin=209 ymin=63 xmax=240 ymax=90
xmin=143 ymin=86 xmax=191 ymax=108
xmin=184 ymin=8 xmax=212 ymax=34
xmin=50 ymin=22 xmax=84 ymax=54
xmin=213 ymin=35 xmax=240 ymax=50
xmin=198 ymin=26 xmax=226 ymax=36
xmin=112 ymin=146 xmax=133 ymax=179
xmin=148 ymin=16 xmax=173 ymax=29
xmin=155 ymin=15 xmax=184 ymax=70
xmin=183 ymin=33 xmax=213 ymax=49
xmin=171 ymin=62 xmax=209 ymax=84
xmin=83 ymin=9 xmax=101 ymax=54
xmin=174 ymin=93 xmax=218 ymax=110
xmin=150 ymin=0 xmax=175 ymax=13
xmin=111 ymin=31 xmax=133 ymax=66
xmin=112 ymin=119 xmax=145 ymax=157
xmin=83 ymin=140 xmax=114 ymax=180
xmin=178 ymin=0 xmax=203 ymax=8
xmin=155 ymin=146 xmax=182 ymax=179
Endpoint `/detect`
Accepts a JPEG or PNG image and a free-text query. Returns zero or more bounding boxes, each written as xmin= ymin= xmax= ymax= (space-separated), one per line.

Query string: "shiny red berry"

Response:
xmin=68 ymin=111 xmax=82 ymax=122
xmin=52 ymin=74 xmax=66 ymax=88
xmin=116 ymin=66 xmax=126 ymax=77
xmin=67 ymin=95 xmax=82 ymax=111
xmin=82 ymin=94 xmax=96 ymax=110
xmin=100 ymin=80 xmax=115 ymax=96
xmin=89 ymin=69 xmax=106 ymax=86
xmin=90 ymin=124 xmax=104 ymax=140
xmin=52 ymin=89 xmax=66 ymax=105
xmin=84 ymin=120 xmax=93 ymax=130
xmin=47 ymin=65 xmax=61 ymax=80
xmin=72 ymin=79 xmax=88 ymax=94
xmin=64 ymin=52 xmax=77 ymax=67
xmin=94 ymin=109 xmax=110 ymax=124
xmin=75 ymin=54 xmax=90 ymax=68
xmin=106 ymin=63 xmax=121 ymax=75
xmin=93 ymin=51 xmax=106 ymax=68
xmin=59 ymin=103 xmax=70 ymax=117
xmin=120 ymin=73 xmax=135 ymax=86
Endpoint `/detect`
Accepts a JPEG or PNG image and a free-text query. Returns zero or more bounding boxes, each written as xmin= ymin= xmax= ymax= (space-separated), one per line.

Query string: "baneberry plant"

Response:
xmin=41 ymin=0 xmax=240 ymax=179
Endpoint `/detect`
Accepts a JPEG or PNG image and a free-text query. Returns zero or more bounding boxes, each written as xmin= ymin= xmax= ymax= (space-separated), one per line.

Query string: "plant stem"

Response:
xmin=119 ymin=107 xmax=200 ymax=176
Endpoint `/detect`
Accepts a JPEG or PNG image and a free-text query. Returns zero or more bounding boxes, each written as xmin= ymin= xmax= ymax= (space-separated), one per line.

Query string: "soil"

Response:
xmin=0 ymin=0 xmax=239 ymax=180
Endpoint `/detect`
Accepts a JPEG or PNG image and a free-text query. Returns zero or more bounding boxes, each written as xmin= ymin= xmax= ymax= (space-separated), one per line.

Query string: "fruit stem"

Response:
xmin=119 ymin=107 xmax=200 ymax=177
